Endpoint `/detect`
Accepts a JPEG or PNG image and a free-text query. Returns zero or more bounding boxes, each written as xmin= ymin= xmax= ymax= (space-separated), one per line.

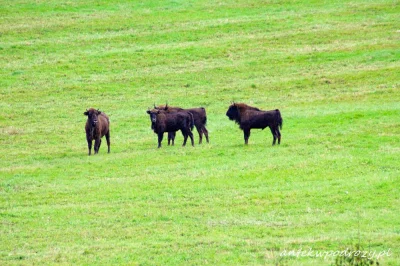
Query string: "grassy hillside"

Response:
xmin=1 ymin=0 xmax=399 ymax=265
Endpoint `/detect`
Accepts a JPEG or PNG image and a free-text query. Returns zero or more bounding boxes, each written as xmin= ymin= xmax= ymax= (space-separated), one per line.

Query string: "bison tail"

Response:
xmin=200 ymin=107 xmax=207 ymax=125
xmin=276 ymin=109 xmax=283 ymax=130
xmin=190 ymin=118 xmax=195 ymax=131
xmin=188 ymin=112 xmax=195 ymax=131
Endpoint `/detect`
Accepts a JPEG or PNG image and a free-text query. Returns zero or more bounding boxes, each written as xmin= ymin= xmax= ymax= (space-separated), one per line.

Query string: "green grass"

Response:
xmin=1 ymin=0 xmax=399 ymax=265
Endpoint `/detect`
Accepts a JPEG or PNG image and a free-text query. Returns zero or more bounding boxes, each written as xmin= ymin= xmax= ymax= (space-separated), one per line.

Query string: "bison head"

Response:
xmin=147 ymin=109 xmax=160 ymax=129
xmin=226 ymin=104 xmax=240 ymax=123
xmin=84 ymin=108 xmax=102 ymax=127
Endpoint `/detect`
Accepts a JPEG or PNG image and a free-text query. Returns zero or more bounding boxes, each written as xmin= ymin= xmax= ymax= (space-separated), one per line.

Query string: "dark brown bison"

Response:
xmin=84 ymin=108 xmax=110 ymax=155
xmin=147 ymin=108 xmax=194 ymax=146
xmin=155 ymin=104 xmax=209 ymax=144
xmin=226 ymin=103 xmax=282 ymax=145
xmin=147 ymin=109 xmax=194 ymax=148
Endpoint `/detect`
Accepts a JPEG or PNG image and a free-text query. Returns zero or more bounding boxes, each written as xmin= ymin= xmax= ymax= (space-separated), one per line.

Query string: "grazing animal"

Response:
xmin=155 ymin=104 xmax=209 ymax=144
xmin=147 ymin=108 xmax=194 ymax=146
xmin=226 ymin=103 xmax=282 ymax=145
xmin=147 ymin=109 xmax=194 ymax=148
xmin=84 ymin=108 xmax=110 ymax=155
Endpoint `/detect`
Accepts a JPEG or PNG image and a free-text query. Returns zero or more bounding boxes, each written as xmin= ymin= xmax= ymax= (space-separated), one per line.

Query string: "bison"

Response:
xmin=226 ymin=103 xmax=282 ymax=145
xmin=155 ymin=104 xmax=209 ymax=144
xmin=147 ymin=108 xmax=194 ymax=148
xmin=147 ymin=107 xmax=193 ymax=146
xmin=84 ymin=108 xmax=110 ymax=155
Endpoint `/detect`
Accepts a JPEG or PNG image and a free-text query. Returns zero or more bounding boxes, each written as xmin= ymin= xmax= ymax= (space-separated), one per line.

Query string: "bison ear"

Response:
xmin=97 ymin=109 xmax=102 ymax=115
xmin=146 ymin=110 xmax=151 ymax=114
xmin=84 ymin=111 xmax=88 ymax=116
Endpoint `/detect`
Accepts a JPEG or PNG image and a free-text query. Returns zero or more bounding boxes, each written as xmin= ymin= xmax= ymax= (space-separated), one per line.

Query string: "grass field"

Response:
xmin=1 ymin=0 xmax=399 ymax=265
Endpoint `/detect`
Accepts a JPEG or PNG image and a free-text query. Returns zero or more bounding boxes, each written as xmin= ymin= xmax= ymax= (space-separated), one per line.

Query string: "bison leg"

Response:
xmin=181 ymin=130 xmax=188 ymax=146
xmin=94 ymin=138 xmax=101 ymax=154
xmin=106 ymin=131 xmax=111 ymax=153
xmin=243 ymin=129 xmax=251 ymax=145
xmin=195 ymin=125 xmax=203 ymax=144
xmin=181 ymin=128 xmax=194 ymax=147
xmin=87 ymin=138 xmax=93 ymax=156
xmin=276 ymin=128 xmax=281 ymax=145
xmin=269 ymin=127 xmax=277 ymax=145
xmin=188 ymin=130 xmax=194 ymax=147
xmin=158 ymin=132 xmax=164 ymax=148
xmin=202 ymin=126 xmax=209 ymax=143
xmin=168 ymin=132 xmax=175 ymax=146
